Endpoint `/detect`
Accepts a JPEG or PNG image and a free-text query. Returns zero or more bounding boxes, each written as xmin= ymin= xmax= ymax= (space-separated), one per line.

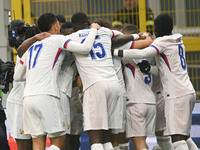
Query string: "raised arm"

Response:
xmin=17 ymin=32 xmax=51 ymax=58
xmin=133 ymin=34 xmax=154 ymax=49
xmin=112 ymin=34 xmax=141 ymax=49
xmin=63 ymin=23 xmax=100 ymax=54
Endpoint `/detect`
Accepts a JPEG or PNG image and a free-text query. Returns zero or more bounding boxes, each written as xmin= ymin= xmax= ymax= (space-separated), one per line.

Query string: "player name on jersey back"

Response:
xmin=69 ymin=27 xmax=119 ymax=91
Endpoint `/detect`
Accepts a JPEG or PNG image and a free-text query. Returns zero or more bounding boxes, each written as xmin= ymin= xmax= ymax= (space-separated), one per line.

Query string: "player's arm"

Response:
xmin=113 ymin=46 xmax=158 ymax=59
xmin=112 ymin=31 xmax=148 ymax=49
xmin=14 ymin=60 xmax=26 ymax=81
xmin=133 ymin=33 xmax=154 ymax=49
xmin=112 ymin=32 xmax=153 ymax=49
xmin=62 ymin=23 xmax=100 ymax=54
xmin=17 ymin=32 xmax=51 ymax=58
xmin=14 ymin=53 xmax=27 ymax=81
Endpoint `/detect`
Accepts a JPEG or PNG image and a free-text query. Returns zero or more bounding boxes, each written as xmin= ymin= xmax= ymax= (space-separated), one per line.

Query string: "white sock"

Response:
xmin=157 ymin=136 xmax=173 ymax=150
xmin=103 ymin=142 xmax=114 ymax=150
xmin=91 ymin=143 xmax=104 ymax=150
xmin=113 ymin=146 xmax=120 ymax=150
xmin=186 ymin=138 xmax=198 ymax=150
xmin=48 ymin=145 xmax=60 ymax=150
xmin=119 ymin=142 xmax=129 ymax=150
xmin=173 ymin=140 xmax=189 ymax=150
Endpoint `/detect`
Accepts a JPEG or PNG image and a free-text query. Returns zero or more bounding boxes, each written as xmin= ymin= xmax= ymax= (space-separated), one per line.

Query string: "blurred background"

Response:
xmin=0 ymin=0 xmax=199 ymax=149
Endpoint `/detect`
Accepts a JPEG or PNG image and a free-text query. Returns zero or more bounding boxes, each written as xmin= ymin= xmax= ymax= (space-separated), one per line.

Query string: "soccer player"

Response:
xmin=6 ymin=26 xmax=40 ymax=150
xmin=14 ymin=13 xmax=100 ymax=150
xmin=69 ymin=12 xmax=124 ymax=150
xmin=113 ymin=14 xmax=198 ymax=150
xmin=92 ymin=19 xmax=130 ymax=150
xmin=68 ymin=12 xmax=144 ymax=150
xmin=120 ymin=24 xmax=156 ymax=150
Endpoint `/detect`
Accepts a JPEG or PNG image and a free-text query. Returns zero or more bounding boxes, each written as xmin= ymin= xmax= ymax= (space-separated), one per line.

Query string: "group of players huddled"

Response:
xmin=6 ymin=11 xmax=198 ymax=150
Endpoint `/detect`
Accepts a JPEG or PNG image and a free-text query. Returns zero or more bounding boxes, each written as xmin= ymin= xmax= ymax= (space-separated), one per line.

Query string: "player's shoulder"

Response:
xmin=49 ymin=34 xmax=68 ymax=40
xmin=161 ymin=33 xmax=183 ymax=44
xmin=98 ymin=27 xmax=113 ymax=36
xmin=69 ymin=29 xmax=89 ymax=39
xmin=41 ymin=35 xmax=69 ymax=44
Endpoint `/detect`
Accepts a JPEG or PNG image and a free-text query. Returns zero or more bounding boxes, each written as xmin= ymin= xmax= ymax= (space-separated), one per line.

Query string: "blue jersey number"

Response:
xmin=28 ymin=44 xmax=43 ymax=69
xmin=178 ymin=45 xmax=186 ymax=70
xmin=144 ymin=73 xmax=151 ymax=84
xmin=90 ymin=42 xmax=106 ymax=60
xmin=81 ymin=39 xmax=106 ymax=60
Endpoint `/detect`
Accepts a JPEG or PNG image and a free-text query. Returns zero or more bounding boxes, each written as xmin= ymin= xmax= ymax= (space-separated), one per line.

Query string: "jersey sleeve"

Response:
xmin=14 ymin=53 xmax=27 ymax=81
xmin=149 ymin=38 xmax=166 ymax=54
xmin=112 ymin=30 xmax=123 ymax=37
xmin=58 ymin=29 xmax=98 ymax=54
xmin=114 ymin=46 xmax=158 ymax=59
xmin=100 ymin=27 xmax=116 ymax=38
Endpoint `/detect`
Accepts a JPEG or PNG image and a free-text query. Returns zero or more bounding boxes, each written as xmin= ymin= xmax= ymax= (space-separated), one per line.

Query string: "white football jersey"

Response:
xmin=21 ymin=35 xmax=72 ymax=98
xmin=7 ymin=56 xmax=25 ymax=105
xmin=124 ymin=58 xmax=156 ymax=104
xmin=68 ymin=27 xmax=119 ymax=91
xmin=150 ymin=33 xmax=195 ymax=99
xmin=57 ymin=51 xmax=76 ymax=98
xmin=113 ymin=40 xmax=135 ymax=97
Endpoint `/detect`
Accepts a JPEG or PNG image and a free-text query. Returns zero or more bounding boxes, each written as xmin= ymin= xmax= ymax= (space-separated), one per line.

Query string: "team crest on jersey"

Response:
xmin=20 ymin=129 xmax=24 ymax=134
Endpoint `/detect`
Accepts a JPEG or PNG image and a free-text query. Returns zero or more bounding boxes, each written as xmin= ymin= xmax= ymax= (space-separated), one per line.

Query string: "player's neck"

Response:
xmin=74 ymin=24 xmax=89 ymax=31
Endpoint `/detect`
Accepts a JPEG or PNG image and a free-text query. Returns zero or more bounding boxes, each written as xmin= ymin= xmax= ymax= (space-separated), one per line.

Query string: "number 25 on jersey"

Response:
xmin=28 ymin=44 xmax=43 ymax=70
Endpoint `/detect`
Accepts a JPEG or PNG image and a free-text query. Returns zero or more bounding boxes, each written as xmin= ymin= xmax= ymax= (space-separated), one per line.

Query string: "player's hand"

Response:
xmin=137 ymin=60 xmax=151 ymax=74
xmin=90 ymin=23 xmax=101 ymax=30
xmin=139 ymin=32 xmax=153 ymax=40
xmin=138 ymin=32 xmax=147 ymax=40
xmin=34 ymin=32 xmax=51 ymax=41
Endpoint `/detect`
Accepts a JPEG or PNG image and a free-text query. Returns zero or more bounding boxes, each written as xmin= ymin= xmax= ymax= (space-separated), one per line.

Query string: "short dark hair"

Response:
xmin=93 ymin=18 xmax=112 ymax=29
xmin=56 ymin=14 xmax=66 ymax=23
xmin=121 ymin=24 xmax=138 ymax=34
xmin=38 ymin=13 xmax=57 ymax=32
xmin=71 ymin=12 xmax=90 ymax=29
xmin=61 ymin=21 xmax=73 ymax=30
xmin=154 ymin=14 xmax=173 ymax=37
